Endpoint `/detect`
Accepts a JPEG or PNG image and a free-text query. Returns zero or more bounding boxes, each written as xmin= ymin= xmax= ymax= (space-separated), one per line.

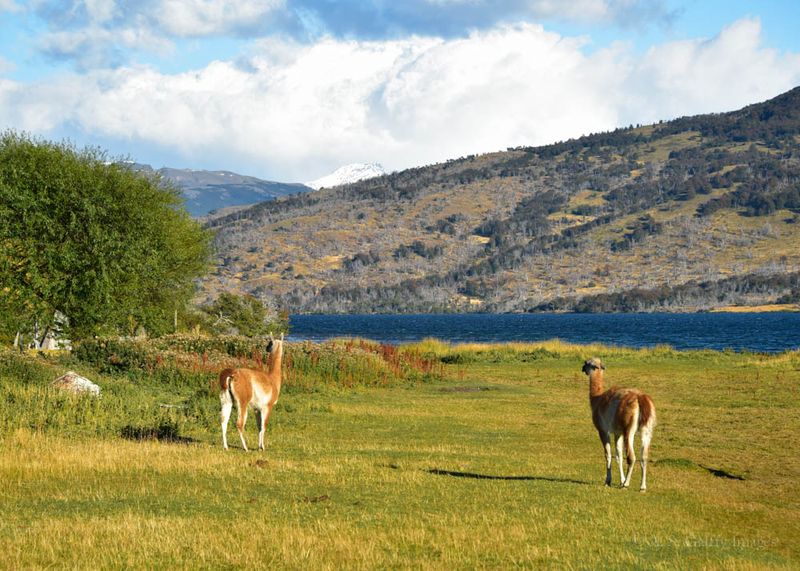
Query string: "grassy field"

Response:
xmin=1 ymin=339 xmax=799 ymax=568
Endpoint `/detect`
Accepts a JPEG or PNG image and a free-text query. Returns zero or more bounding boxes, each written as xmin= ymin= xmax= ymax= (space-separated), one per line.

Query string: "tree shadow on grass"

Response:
xmin=702 ymin=466 xmax=745 ymax=480
xmin=427 ymin=468 xmax=593 ymax=486
xmin=120 ymin=422 xmax=197 ymax=444
xmin=430 ymin=461 xmax=746 ymax=485
xmin=655 ymin=458 xmax=746 ymax=480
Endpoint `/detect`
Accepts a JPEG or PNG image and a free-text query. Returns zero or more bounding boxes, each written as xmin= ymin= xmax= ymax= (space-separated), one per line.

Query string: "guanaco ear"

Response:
xmin=268 ymin=331 xmax=274 ymax=341
xmin=280 ymin=332 xmax=284 ymax=342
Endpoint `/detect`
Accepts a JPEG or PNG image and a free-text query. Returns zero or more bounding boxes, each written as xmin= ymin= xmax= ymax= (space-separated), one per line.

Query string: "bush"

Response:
xmin=0 ymin=348 xmax=216 ymax=439
xmin=72 ymin=335 xmax=443 ymax=392
xmin=72 ymin=335 xmax=275 ymax=375
xmin=0 ymin=130 xmax=211 ymax=340
xmin=283 ymin=339 xmax=442 ymax=391
xmin=439 ymin=346 xmax=559 ymax=364
xmin=0 ymin=335 xmax=446 ymax=443
xmin=198 ymin=293 xmax=288 ymax=337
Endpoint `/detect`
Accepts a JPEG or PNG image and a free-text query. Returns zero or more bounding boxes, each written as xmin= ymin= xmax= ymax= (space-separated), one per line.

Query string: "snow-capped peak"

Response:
xmin=306 ymin=163 xmax=385 ymax=190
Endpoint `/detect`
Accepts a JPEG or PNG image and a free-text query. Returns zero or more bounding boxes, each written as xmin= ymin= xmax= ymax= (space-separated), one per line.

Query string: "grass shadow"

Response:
xmin=427 ymin=468 xmax=592 ymax=486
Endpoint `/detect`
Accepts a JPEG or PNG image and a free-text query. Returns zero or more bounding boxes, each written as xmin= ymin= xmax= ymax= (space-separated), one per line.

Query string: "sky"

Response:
xmin=1 ymin=1 xmax=800 ymax=182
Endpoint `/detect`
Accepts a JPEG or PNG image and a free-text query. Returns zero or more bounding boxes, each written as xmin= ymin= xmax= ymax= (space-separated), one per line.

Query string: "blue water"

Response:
xmin=289 ymin=313 xmax=800 ymax=353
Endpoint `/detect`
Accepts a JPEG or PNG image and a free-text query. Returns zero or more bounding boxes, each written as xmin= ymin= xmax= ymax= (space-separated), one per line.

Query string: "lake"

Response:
xmin=289 ymin=313 xmax=800 ymax=353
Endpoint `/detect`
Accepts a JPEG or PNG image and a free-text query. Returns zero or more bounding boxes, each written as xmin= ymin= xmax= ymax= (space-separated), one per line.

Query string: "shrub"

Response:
xmin=72 ymin=335 xmax=443 ymax=392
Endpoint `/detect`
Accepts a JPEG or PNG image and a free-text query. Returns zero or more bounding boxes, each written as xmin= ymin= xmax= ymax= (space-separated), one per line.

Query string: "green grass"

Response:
xmin=0 ymin=340 xmax=798 ymax=568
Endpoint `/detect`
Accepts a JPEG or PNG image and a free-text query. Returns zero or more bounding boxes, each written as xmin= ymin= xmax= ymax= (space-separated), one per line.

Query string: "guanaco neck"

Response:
xmin=588 ymin=369 xmax=606 ymax=399
xmin=268 ymin=343 xmax=284 ymax=386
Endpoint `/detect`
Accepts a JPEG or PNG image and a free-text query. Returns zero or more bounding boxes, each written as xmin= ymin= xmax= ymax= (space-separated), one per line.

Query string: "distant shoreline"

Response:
xmin=290 ymin=312 xmax=800 ymax=352
xmin=708 ymin=304 xmax=800 ymax=313
xmin=291 ymin=305 xmax=800 ymax=315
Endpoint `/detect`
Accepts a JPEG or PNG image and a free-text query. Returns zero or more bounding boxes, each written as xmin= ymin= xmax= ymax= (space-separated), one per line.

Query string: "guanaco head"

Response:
xmin=266 ymin=332 xmax=285 ymax=354
xmin=582 ymin=357 xmax=605 ymax=376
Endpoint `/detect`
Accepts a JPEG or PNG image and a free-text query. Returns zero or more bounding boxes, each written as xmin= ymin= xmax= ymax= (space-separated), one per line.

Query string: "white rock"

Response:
xmin=52 ymin=371 xmax=101 ymax=397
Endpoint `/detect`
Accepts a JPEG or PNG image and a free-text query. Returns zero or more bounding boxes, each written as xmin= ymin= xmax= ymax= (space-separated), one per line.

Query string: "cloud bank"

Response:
xmin=23 ymin=0 xmax=675 ymax=69
xmin=1 ymin=18 xmax=799 ymax=180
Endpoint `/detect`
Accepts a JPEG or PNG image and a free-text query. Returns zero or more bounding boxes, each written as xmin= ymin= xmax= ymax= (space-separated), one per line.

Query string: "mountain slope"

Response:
xmin=134 ymin=164 xmax=312 ymax=217
xmin=204 ymin=87 xmax=800 ymax=313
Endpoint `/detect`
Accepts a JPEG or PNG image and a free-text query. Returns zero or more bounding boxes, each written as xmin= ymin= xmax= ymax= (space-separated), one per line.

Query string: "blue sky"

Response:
xmin=1 ymin=1 xmax=800 ymax=181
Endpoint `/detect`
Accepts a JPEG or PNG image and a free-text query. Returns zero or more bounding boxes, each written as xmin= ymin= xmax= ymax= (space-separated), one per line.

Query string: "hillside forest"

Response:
xmin=204 ymin=87 xmax=800 ymax=313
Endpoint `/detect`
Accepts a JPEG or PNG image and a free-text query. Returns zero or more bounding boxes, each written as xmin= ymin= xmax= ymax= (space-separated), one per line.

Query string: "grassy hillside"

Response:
xmin=205 ymin=87 xmax=800 ymax=313
xmin=1 ymin=342 xmax=798 ymax=567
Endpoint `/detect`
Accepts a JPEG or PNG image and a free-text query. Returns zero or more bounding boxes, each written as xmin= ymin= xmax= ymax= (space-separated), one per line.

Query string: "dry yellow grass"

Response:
xmin=636 ymin=131 xmax=702 ymax=163
xmin=1 ymin=345 xmax=799 ymax=568
xmin=710 ymin=304 xmax=800 ymax=313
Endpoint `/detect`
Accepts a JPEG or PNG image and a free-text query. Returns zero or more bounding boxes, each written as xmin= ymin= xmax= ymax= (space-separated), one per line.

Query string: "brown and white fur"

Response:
xmin=218 ymin=333 xmax=285 ymax=451
xmin=582 ymin=358 xmax=656 ymax=491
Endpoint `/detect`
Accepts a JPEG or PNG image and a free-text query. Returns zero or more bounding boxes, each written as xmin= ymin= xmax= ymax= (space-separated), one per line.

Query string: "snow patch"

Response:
xmin=306 ymin=163 xmax=385 ymax=190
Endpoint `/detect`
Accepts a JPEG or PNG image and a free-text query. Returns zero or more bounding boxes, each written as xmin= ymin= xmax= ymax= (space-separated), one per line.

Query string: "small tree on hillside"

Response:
xmin=0 ymin=131 xmax=212 ymax=342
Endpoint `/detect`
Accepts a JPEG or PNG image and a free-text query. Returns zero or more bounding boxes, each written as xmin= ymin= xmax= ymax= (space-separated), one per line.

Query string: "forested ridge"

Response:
xmin=206 ymin=87 xmax=800 ymax=313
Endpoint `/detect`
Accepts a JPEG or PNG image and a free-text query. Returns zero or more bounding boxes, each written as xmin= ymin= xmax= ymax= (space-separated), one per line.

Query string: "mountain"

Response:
xmin=133 ymin=164 xmax=313 ymax=217
xmin=204 ymin=87 xmax=800 ymax=313
xmin=306 ymin=163 xmax=386 ymax=190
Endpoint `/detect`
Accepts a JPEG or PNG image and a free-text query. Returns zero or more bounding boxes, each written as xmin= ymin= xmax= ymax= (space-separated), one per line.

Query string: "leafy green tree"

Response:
xmin=201 ymin=292 xmax=288 ymax=337
xmin=0 ymin=131 xmax=212 ymax=341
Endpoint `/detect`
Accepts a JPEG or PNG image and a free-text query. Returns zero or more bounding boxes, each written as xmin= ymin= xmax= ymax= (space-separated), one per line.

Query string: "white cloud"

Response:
xmin=33 ymin=0 xmax=285 ymax=68
xmin=154 ymin=0 xmax=284 ymax=37
xmin=0 ymin=0 xmax=21 ymax=12
xmin=26 ymin=0 xmax=673 ymax=70
xmin=38 ymin=25 xmax=173 ymax=70
xmin=376 ymin=25 xmax=617 ymax=165
xmin=2 ymin=18 xmax=799 ymax=180
xmin=84 ymin=0 xmax=116 ymax=23
xmin=627 ymin=18 xmax=800 ymax=121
